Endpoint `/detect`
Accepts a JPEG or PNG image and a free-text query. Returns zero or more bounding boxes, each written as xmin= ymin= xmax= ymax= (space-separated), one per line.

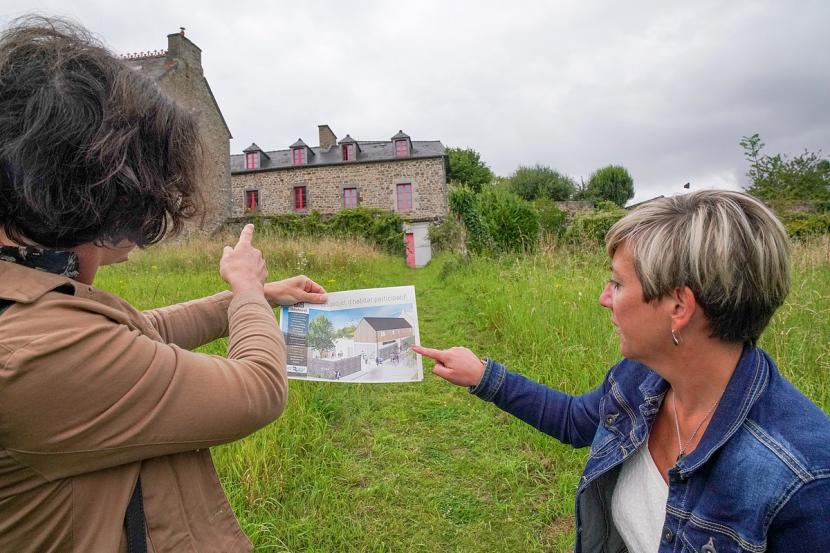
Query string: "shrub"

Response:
xmin=328 ymin=207 xmax=405 ymax=255
xmin=532 ymin=198 xmax=568 ymax=237
xmin=509 ymin=164 xmax=576 ymax=201
xmin=564 ymin=209 xmax=626 ymax=244
xmin=477 ymin=188 xmax=540 ymax=253
xmin=586 ymin=165 xmax=634 ymax=207
xmin=428 ymin=217 xmax=465 ymax=253
xmin=781 ymin=212 xmax=830 ymax=238
xmin=449 ymin=185 xmax=489 ymax=254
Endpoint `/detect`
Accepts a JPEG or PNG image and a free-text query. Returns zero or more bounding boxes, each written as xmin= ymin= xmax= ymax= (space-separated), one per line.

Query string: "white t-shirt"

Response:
xmin=611 ymin=442 xmax=669 ymax=552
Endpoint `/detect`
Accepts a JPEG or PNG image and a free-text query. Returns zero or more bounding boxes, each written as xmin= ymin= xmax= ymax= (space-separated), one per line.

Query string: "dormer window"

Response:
xmin=339 ymin=135 xmax=359 ymax=162
xmin=290 ymin=138 xmax=311 ymax=166
xmin=242 ymin=142 xmax=269 ymax=171
xmin=292 ymin=148 xmax=306 ymax=165
xmin=395 ymin=140 xmax=408 ymax=157
xmin=342 ymin=143 xmax=356 ymax=161
xmin=391 ymin=130 xmax=412 ymax=157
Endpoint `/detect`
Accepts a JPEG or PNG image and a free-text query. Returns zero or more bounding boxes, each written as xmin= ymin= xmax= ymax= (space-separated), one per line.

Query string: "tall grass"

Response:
xmin=96 ymin=233 xmax=829 ymax=552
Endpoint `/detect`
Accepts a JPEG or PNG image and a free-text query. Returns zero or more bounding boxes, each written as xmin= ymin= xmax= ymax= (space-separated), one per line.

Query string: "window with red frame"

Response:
xmin=293 ymin=186 xmax=307 ymax=210
xmin=341 ymin=144 xmax=355 ymax=161
xmin=245 ymin=190 xmax=259 ymax=211
xmin=394 ymin=139 xmax=408 ymax=157
xmin=396 ymin=183 xmax=412 ymax=212
xmin=343 ymin=187 xmax=358 ymax=208
xmin=292 ymin=148 xmax=306 ymax=165
xmin=245 ymin=152 xmax=259 ymax=170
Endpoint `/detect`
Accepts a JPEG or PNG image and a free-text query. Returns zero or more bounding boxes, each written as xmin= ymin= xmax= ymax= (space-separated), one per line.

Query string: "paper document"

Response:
xmin=280 ymin=285 xmax=422 ymax=383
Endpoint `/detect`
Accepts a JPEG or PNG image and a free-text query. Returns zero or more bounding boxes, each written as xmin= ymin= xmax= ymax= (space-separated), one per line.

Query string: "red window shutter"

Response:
xmin=396 ymin=183 xmax=412 ymax=211
xmin=294 ymin=186 xmax=307 ymax=210
xmin=344 ymin=188 xmax=357 ymax=208
xmin=245 ymin=152 xmax=258 ymax=170
xmin=245 ymin=190 xmax=258 ymax=211
xmin=293 ymin=148 xmax=305 ymax=165
xmin=395 ymin=140 xmax=408 ymax=157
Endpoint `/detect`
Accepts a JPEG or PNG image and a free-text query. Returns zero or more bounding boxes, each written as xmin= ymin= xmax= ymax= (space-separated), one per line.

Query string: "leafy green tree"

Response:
xmin=446 ymin=147 xmax=494 ymax=193
xmin=586 ymin=165 xmax=634 ymax=207
xmin=740 ymin=133 xmax=830 ymax=208
xmin=508 ymin=164 xmax=576 ymax=201
xmin=307 ymin=315 xmax=335 ymax=352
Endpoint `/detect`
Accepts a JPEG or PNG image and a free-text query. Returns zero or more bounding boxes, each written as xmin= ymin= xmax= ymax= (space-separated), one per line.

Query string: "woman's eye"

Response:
xmin=608 ymin=279 xmax=621 ymax=290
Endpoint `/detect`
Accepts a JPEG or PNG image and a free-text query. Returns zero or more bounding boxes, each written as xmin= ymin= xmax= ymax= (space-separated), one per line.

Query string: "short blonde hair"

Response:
xmin=605 ymin=190 xmax=791 ymax=344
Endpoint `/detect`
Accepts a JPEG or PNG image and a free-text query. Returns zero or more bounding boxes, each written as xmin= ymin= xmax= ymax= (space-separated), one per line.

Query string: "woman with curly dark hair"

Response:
xmin=0 ymin=17 xmax=325 ymax=552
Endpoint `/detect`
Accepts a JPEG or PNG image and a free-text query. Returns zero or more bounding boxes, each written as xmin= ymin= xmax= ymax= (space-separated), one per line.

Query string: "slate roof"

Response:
xmin=231 ymin=138 xmax=445 ymax=174
xmin=361 ymin=317 xmax=413 ymax=331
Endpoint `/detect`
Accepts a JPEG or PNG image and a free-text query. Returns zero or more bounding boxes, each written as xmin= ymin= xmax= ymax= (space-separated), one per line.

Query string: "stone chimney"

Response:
xmin=166 ymin=28 xmax=202 ymax=74
xmin=318 ymin=125 xmax=337 ymax=151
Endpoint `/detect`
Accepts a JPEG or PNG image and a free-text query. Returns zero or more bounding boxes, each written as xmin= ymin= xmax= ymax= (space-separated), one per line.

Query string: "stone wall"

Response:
xmin=231 ymin=157 xmax=448 ymax=221
xmin=135 ymin=33 xmax=232 ymax=234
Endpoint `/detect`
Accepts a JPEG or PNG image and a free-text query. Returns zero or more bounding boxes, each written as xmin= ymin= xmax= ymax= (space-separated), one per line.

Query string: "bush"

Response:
xmin=449 ymin=185 xmax=489 ymax=254
xmin=428 ymin=217 xmax=465 ymax=253
xmin=564 ymin=209 xmax=626 ymax=244
xmin=509 ymin=164 xmax=576 ymax=201
xmin=532 ymin=198 xmax=568 ymax=237
xmin=477 ymin=188 xmax=540 ymax=253
xmin=251 ymin=208 xmax=405 ymax=256
xmin=328 ymin=207 xmax=405 ymax=255
xmin=781 ymin=212 xmax=830 ymax=238
xmin=586 ymin=165 xmax=634 ymax=207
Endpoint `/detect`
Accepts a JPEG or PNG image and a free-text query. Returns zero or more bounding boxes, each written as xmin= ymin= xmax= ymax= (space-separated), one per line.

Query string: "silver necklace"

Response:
xmin=672 ymin=391 xmax=720 ymax=463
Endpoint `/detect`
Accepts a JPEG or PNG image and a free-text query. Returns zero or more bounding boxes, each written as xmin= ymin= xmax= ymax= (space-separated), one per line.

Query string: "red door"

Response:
xmin=405 ymin=232 xmax=415 ymax=268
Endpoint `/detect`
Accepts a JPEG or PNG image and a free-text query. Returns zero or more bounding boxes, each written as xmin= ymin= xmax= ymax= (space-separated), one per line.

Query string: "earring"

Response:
xmin=671 ymin=329 xmax=682 ymax=346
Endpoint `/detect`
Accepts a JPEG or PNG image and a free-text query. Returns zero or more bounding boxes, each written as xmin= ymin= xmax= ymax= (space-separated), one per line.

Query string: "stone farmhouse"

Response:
xmin=231 ymin=125 xmax=448 ymax=267
xmin=124 ymin=29 xmax=232 ymax=233
xmin=124 ymin=30 xmax=449 ymax=267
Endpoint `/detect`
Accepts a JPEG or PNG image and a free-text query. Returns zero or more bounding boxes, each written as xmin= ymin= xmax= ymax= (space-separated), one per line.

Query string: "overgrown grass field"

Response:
xmin=97 ymin=233 xmax=830 ymax=552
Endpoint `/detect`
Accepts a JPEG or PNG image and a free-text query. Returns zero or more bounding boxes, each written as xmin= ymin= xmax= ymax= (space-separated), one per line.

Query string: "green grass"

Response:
xmin=97 ymin=232 xmax=830 ymax=552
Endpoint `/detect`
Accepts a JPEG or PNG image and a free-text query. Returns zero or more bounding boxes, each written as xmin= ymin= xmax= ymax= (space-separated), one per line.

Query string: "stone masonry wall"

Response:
xmin=230 ymin=157 xmax=448 ymax=221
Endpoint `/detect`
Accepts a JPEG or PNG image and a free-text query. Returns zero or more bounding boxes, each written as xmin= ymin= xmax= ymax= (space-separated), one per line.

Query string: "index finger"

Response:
xmin=236 ymin=224 xmax=254 ymax=247
xmin=412 ymin=345 xmax=445 ymax=362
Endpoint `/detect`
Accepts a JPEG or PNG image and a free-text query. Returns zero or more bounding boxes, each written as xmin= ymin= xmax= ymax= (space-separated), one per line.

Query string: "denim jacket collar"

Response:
xmin=672 ymin=346 xmax=769 ymax=476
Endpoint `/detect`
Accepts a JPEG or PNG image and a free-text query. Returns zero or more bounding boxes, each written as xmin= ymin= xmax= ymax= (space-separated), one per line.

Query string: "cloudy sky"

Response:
xmin=2 ymin=1 xmax=828 ymax=202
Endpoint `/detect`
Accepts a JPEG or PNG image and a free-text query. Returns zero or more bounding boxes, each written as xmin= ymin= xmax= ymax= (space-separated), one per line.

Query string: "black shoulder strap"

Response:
xmin=0 ymin=299 xmax=13 ymax=316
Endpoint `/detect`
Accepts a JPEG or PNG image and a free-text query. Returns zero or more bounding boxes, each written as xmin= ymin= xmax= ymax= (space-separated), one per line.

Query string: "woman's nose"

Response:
xmin=599 ymin=283 xmax=612 ymax=309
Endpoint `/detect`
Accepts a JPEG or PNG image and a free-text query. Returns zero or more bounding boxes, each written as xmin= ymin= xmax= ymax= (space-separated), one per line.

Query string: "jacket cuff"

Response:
xmin=468 ymin=358 xmax=506 ymax=402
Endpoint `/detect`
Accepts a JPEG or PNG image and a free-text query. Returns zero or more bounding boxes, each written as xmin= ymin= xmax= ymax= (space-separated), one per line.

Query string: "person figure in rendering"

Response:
xmin=0 ymin=17 xmax=326 ymax=551
xmin=415 ymin=190 xmax=829 ymax=552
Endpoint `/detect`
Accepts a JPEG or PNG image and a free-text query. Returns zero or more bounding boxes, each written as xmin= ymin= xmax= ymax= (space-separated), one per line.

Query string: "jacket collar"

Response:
xmin=0 ymin=260 xmax=78 ymax=303
xmin=673 ymin=346 xmax=769 ymax=476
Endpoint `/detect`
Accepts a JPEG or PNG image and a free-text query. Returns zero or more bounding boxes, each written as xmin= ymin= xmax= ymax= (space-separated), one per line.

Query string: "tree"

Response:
xmin=446 ymin=147 xmax=494 ymax=193
xmin=508 ymin=164 xmax=576 ymax=201
xmin=740 ymin=133 xmax=830 ymax=207
xmin=586 ymin=165 xmax=634 ymax=207
xmin=307 ymin=315 xmax=335 ymax=352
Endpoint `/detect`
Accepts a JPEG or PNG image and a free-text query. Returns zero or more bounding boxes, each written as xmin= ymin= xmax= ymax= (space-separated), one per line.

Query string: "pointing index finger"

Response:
xmin=236 ymin=224 xmax=254 ymax=247
xmin=412 ymin=345 xmax=445 ymax=362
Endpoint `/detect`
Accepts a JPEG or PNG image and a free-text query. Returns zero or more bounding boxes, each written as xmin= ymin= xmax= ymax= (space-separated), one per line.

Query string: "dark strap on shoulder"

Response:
xmin=124 ymin=478 xmax=147 ymax=553
xmin=0 ymin=299 xmax=13 ymax=316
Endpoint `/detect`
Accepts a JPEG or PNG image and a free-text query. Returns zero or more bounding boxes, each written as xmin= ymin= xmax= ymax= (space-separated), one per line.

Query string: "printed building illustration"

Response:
xmin=352 ymin=317 xmax=414 ymax=362
xmin=124 ymin=29 xmax=232 ymax=233
xmin=230 ymin=125 xmax=448 ymax=267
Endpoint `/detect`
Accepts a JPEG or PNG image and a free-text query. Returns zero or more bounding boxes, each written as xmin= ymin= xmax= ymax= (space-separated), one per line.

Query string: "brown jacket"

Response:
xmin=0 ymin=260 xmax=288 ymax=552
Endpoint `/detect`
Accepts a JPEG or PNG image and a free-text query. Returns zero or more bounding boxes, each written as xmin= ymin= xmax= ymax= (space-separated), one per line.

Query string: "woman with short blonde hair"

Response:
xmin=416 ymin=190 xmax=829 ymax=552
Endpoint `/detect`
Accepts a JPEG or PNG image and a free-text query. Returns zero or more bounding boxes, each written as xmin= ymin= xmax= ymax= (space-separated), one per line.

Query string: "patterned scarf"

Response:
xmin=0 ymin=245 xmax=81 ymax=279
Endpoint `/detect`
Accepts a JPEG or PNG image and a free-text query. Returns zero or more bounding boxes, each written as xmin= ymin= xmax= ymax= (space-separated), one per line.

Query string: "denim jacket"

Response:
xmin=471 ymin=347 xmax=830 ymax=553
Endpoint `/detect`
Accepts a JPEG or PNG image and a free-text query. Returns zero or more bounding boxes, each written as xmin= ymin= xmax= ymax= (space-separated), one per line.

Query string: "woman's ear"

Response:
xmin=669 ymin=286 xmax=697 ymax=331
